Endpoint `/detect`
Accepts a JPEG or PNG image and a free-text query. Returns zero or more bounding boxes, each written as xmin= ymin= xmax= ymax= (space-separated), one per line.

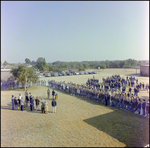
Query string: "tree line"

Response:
xmin=23 ymin=57 xmax=148 ymax=72
xmin=3 ymin=57 xmax=148 ymax=91
xmin=2 ymin=58 xmax=148 ymax=73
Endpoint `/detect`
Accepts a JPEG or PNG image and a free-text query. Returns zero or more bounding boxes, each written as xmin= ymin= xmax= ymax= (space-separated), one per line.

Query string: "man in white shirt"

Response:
xmin=20 ymin=97 xmax=24 ymax=111
xmin=18 ymin=94 xmax=22 ymax=110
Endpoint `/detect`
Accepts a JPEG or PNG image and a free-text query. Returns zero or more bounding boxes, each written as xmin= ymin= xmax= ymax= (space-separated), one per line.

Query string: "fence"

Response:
xmin=1 ymin=80 xmax=47 ymax=90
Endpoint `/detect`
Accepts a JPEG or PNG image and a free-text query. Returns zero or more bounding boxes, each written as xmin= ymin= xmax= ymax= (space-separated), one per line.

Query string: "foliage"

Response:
xmin=25 ymin=58 xmax=31 ymax=64
xmin=35 ymin=57 xmax=47 ymax=71
xmin=10 ymin=64 xmax=39 ymax=91
xmin=3 ymin=61 xmax=9 ymax=66
xmin=78 ymin=64 xmax=85 ymax=71
xmin=31 ymin=60 xmax=37 ymax=65
xmin=12 ymin=58 xmax=148 ymax=73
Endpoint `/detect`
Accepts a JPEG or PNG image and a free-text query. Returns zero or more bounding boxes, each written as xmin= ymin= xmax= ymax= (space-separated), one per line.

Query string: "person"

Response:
xmin=25 ymin=93 xmax=29 ymax=107
xmin=35 ymin=97 xmax=40 ymax=111
xmin=28 ymin=92 xmax=31 ymax=106
xmin=41 ymin=98 xmax=45 ymax=113
xmin=142 ymin=83 xmax=145 ymax=90
xmin=52 ymin=89 xmax=55 ymax=99
xmin=146 ymin=83 xmax=149 ymax=93
xmin=142 ymin=99 xmax=146 ymax=116
xmin=30 ymin=96 xmax=34 ymax=112
xmin=11 ymin=95 xmax=15 ymax=110
xmin=14 ymin=97 xmax=18 ymax=110
xmin=146 ymin=101 xmax=149 ymax=117
xmin=25 ymin=90 xmax=28 ymax=102
xmin=33 ymin=96 xmax=36 ymax=110
xmin=105 ymin=94 xmax=108 ymax=106
xmin=55 ymin=94 xmax=58 ymax=100
xmin=29 ymin=92 xmax=31 ymax=99
xmin=51 ymin=98 xmax=57 ymax=113
xmin=47 ymin=89 xmax=50 ymax=98
xmin=126 ymin=98 xmax=130 ymax=111
xmin=137 ymin=99 xmax=141 ymax=114
xmin=18 ymin=95 xmax=21 ymax=110
xmin=44 ymin=100 xmax=49 ymax=114
xmin=20 ymin=97 xmax=24 ymax=111
xmin=129 ymin=87 xmax=132 ymax=94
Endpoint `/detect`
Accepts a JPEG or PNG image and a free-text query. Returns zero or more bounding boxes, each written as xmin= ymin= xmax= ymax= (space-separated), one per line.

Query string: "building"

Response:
xmin=140 ymin=65 xmax=149 ymax=76
xmin=1 ymin=69 xmax=16 ymax=84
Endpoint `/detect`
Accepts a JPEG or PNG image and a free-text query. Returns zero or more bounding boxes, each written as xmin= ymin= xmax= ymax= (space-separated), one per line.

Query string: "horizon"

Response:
xmin=1 ymin=1 xmax=149 ymax=63
xmin=2 ymin=58 xmax=149 ymax=65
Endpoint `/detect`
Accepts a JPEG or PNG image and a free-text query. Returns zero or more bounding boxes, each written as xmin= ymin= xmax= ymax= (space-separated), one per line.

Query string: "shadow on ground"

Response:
xmin=83 ymin=109 xmax=149 ymax=147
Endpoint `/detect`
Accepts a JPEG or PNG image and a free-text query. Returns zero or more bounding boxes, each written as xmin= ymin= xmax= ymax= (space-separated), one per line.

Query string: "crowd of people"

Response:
xmin=10 ymin=75 xmax=149 ymax=117
xmin=11 ymin=89 xmax=57 ymax=113
xmin=47 ymin=75 xmax=149 ymax=117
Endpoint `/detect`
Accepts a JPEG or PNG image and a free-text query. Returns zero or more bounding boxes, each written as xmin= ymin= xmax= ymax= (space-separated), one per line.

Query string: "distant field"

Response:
xmin=1 ymin=69 xmax=149 ymax=147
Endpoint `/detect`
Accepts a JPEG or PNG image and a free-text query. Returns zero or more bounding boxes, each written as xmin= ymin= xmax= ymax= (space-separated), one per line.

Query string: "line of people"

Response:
xmin=48 ymin=78 xmax=149 ymax=117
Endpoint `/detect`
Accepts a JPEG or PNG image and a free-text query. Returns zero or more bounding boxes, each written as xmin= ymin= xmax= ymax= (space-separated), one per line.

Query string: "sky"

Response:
xmin=1 ymin=1 xmax=149 ymax=63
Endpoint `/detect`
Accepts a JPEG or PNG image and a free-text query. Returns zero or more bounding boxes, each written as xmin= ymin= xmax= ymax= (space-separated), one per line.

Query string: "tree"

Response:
xmin=11 ymin=65 xmax=39 ymax=91
xmin=25 ymin=58 xmax=31 ymax=64
xmin=3 ymin=61 xmax=9 ymax=66
xmin=31 ymin=60 xmax=37 ymax=65
xmin=78 ymin=64 xmax=85 ymax=71
xmin=35 ymin=57 xmax=47 ymax=71
xmin=100 ymin=63 xmax=106 ymax=69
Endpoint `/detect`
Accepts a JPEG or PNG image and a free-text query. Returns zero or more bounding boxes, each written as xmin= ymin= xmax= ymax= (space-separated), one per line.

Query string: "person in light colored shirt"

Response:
xmin=20 ymin=97 xmax=24 ymax=111
xmin=33 ymin=96 xmax=36 ymax=110
xmin=18 ymin=94 xmax=22 ymax=110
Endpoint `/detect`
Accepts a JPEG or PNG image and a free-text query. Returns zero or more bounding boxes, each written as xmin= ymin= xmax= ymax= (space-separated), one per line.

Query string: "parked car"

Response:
xmin=51 ymin=72 xmax=58 ymax=77
xmin=43 ymin=73 xmax=46 ymax=76
xmin=69 ymin=70 xmax=74 ymax=73
xmin=60 ymin=72 xmax=66 ymax=76
xmin=45 ymin=73 xmax=51 ymax=77
xmin=58 ymin=72 xmax=63 ymax=76
xmin=37 ymin=73 xmax=42 ymax=77
xmin=51 ymin=72 xmax=54 ymax=76
xmin=83 ymin=72 xmax=87 ymax=74
xmin=73 ymin=71 xmax=79 ymax=75
xmin=51 ymin=72 xmax=58 ymax=76
xmin=91 ymin=71 xmax=97 ymax=74
xmin=88 ymin=72 xmax=92 ymax=74
xmin=79 ymin=71 xmax=84 ymax=75
xmin=65 ymin=72 xmax=73 ymax=75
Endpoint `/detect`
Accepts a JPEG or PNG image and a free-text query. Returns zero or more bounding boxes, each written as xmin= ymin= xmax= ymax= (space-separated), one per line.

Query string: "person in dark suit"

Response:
xmin=25 ymin=93 xmax=29 ymax=107
xmin=137 ymin=99 xmax=141 ymax=114
xmin=30 ymin=96 xmax=34 ymax=112
xmin=142 ymin=99 xmax=146 ymax=116
xmin=105 ymin=93 xmax=108 ymax=106
xmin=52 ymin=89 xmax=55 ymax=99
xmin=146 ymin=101 xmax=149 ymax=117
xmin=14 ymin=97 xmax=18 ymax=110
xmin=11 ymin=95 xmax=15 ymax=110
xmin=51 ymin=98 xmax=57 ymax=113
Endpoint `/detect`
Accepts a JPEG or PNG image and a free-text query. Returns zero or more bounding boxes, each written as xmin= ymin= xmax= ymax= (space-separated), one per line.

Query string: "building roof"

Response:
xmin=140 ymin=65 xmax=149 ymax=67
xmin=1 ymin=69 xmax=11 ymax=72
